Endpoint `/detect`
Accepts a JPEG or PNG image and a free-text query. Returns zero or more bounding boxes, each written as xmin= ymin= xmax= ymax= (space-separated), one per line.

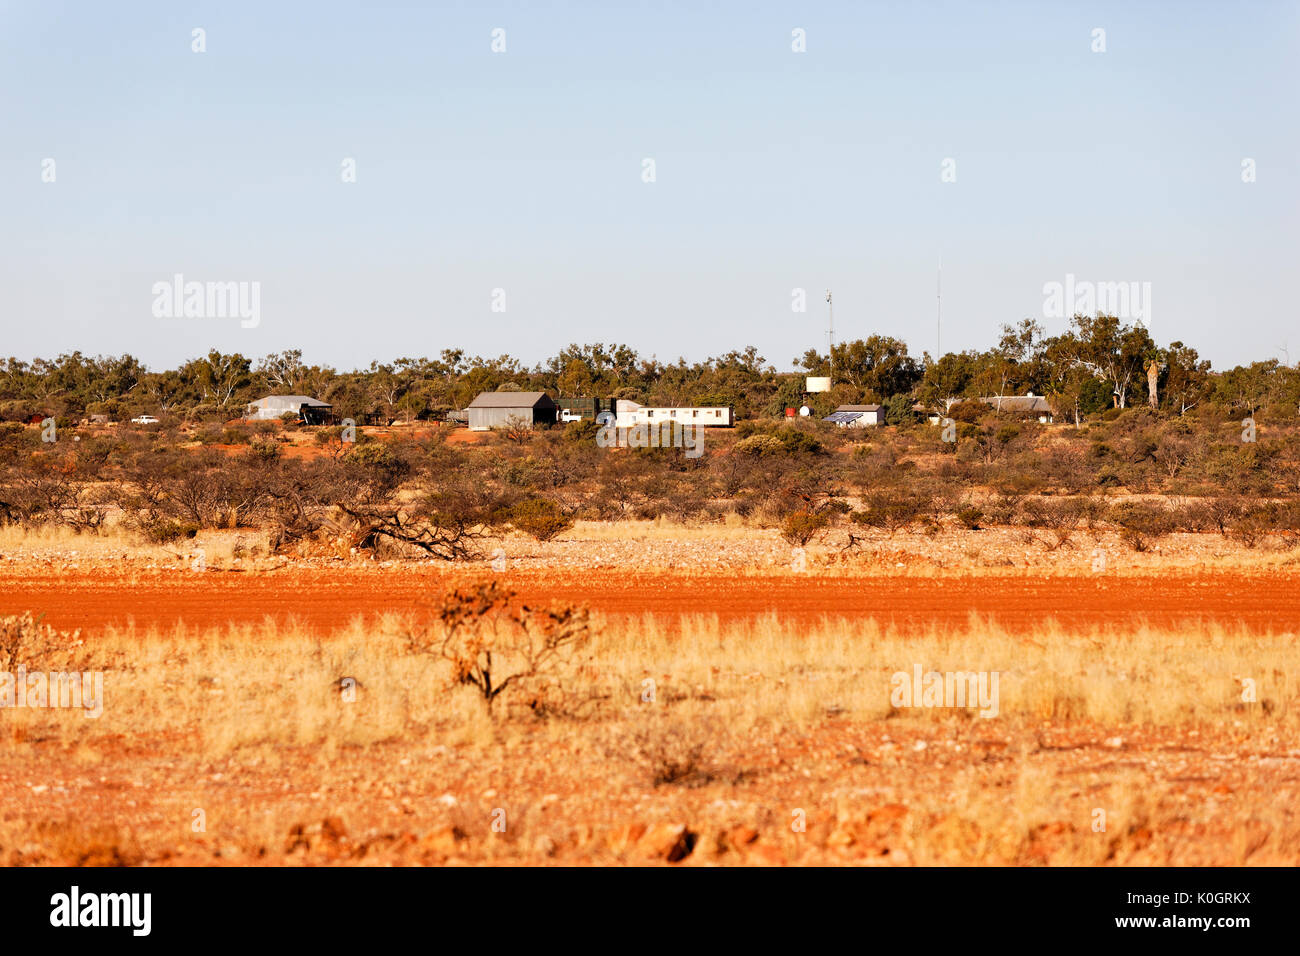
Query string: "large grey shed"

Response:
xmin=466 ymin=391 xmax=558 ymax=431
xmin=245 ymin=395 xmax=333 ymax=425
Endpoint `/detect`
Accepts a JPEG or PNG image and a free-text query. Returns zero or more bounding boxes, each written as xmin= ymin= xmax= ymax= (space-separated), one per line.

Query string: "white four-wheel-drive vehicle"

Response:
xmin=130 ymin=415 xmax=160 ymax=425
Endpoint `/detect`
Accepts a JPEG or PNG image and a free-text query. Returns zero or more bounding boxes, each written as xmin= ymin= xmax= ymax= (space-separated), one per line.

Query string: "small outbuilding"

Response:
xmin=824 ymin=404 xmax=884 ymax=427
xmin=977 ymin=393 xmax=1054 ymax=424
xmin=246 ymin=395 xmax=334 ymax=425
xmin=467 ymin=391 xmax=558 ymax=431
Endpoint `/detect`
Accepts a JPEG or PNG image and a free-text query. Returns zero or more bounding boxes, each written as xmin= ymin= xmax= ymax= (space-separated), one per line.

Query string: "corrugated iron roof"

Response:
xmin=251 ymin=395 xmax=331 ymax=407
xmin=467 ymin=391 xmax=555 ymax=408
xmin=977 ymin=395 xmax=1052 ymax=413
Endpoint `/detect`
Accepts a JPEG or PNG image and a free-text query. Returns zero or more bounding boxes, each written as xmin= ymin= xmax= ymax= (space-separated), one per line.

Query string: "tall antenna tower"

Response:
xmin=825 ymin=290 xmax=834 ymax=380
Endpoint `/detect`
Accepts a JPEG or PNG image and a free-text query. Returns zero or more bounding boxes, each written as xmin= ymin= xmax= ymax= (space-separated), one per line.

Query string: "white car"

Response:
xmin=131 ymin=415 xmax=160 ymax=425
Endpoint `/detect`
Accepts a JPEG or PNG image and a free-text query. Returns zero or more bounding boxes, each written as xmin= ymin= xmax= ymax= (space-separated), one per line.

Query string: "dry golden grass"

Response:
xmin=8 ymin=611 xmax=1288 ymax=751
xmin=1 ymin=602 xmax=1296 ymax=866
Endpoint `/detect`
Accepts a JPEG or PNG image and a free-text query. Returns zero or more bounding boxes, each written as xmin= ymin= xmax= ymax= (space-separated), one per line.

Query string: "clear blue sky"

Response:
xmin=3 ymin=0 xmax=1296 ymax=372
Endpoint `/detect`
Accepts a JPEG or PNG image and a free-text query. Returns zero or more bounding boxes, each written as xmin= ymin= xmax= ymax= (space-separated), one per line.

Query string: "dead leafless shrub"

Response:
xmin=1019 ymin=497 xmax=1076 ymax=530
xmin=1196 ymin=497 xmax=1244 ymax=537
xmin=1019 ymin=498 xmax=1084 ymax=550
xmin=500 ymin=415 xmax=534 ymax=445
xmin=330 ymin=468 xmax=505 ymax=560
xmin=409 ymin=581 xmax=592 ymax=715
xmin=334 ymin=503 xmax=485 ymax=559
xmin=0 ymin=454 xmax=107 ymax=532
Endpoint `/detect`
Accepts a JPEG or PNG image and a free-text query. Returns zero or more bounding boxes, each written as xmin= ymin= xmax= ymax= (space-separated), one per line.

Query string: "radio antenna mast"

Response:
xmin=825 ymin=289 xmax=834 ymax=380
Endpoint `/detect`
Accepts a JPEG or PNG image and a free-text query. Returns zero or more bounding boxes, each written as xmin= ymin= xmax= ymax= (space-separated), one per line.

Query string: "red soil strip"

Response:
xmin=5 ymin=567 xmax=1299 ymax=636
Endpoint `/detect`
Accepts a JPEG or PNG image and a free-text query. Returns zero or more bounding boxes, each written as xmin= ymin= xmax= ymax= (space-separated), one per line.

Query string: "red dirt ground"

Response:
xmin=8 ymin=566 xmax=1300 ymax=636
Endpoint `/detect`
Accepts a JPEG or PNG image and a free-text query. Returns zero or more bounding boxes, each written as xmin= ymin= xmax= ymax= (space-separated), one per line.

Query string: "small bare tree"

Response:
xmin=409 ymin=581 xmax=590 ymax=712
xmin=501 ymin=415 xmax=532 ymax=444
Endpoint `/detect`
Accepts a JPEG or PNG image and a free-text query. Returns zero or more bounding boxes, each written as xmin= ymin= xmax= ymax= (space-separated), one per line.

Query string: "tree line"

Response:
xmin=3 ymin=314 xmax=1297 ymax=425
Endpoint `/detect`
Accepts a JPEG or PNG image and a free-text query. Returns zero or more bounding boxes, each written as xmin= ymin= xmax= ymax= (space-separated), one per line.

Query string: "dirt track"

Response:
xmin=8 ymin=566 xmax=1300 ymax=635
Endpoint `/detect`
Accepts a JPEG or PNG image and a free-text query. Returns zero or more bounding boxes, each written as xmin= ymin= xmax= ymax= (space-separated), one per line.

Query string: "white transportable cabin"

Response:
xmin=613 ymin=400 xmax=734 ymax=429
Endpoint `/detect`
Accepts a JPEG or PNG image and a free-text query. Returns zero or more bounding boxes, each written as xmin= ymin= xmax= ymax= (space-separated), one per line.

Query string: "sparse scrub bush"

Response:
xmin=1227 ymin=503 xmax=1298 ymax=548
xmin=627 ymin=717 xmax=720 ymax=788
xmin=247 ymin=437 xmax=282 ymax=462
xmin=851 ymin=489 xmax=929 ymax=534
xmin=781 ymin=509 xmax=830 ymax=546
xmin=139 ymin=518 xmax=200 ymax=545
xmin=1111 ymin=501 xmax=1176 ymax=552
xmin=733 ymin=434 xmax=785 ymax=457
xmin=504 ymin=497 xmax=574 ymax=542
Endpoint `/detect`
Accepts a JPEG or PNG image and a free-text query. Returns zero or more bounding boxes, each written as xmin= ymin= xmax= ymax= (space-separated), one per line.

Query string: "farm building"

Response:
xmin=978 ymin=393 xmax=1054 ymax=423
xmin=824 ymin=404 xmax=884 ymax=427
xmin=613 ymin=400 xmax=734 ymax=429
xmin=245 ymin=395 xmax=333 ymax=425
xmin=467 ymin=391 xmax=558 ymax=431
xmin=912 ymin=403 xmax=943 ymax=426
